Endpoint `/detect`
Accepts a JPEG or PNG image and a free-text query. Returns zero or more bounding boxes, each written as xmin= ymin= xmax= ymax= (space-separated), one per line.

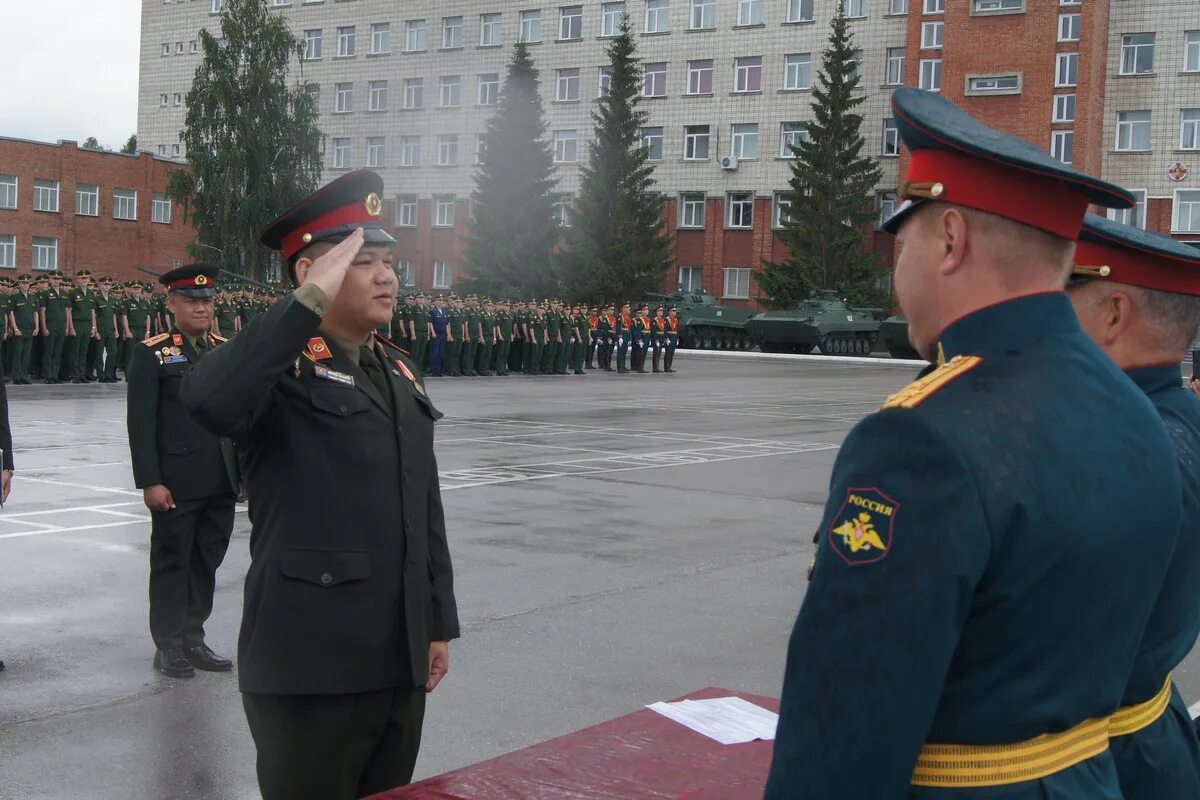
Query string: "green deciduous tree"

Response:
xmin=757 ymin=4 xmax=885 ymax=309
xmin=166 ymin=0 xmax=322 ymax=281
xmin=462 ymin=42 xmax=560 ymax=298
xmin=557 ymin=16 xmax=670 ymax=304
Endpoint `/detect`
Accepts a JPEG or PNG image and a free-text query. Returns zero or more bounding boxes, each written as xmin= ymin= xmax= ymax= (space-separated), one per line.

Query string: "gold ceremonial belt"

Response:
xmin=1109 ymin=674 xmax=1173 ymax=738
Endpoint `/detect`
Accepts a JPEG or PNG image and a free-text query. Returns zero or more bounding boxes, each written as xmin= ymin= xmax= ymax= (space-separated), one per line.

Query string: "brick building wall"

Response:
xmin=0 ymin=137 xmax=194 ymax=281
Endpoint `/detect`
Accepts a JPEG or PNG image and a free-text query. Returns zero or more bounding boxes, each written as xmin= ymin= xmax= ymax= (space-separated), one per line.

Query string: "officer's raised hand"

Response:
xmin=295 ymin=227 xmax=365 ymax=301
xmin=1190 ymin=376 xmax=1200 ymax=399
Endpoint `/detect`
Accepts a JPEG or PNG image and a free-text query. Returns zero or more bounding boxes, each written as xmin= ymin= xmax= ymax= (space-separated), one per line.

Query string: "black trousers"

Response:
xmin=244 ymin=686 xmax=426 ymax=800
xmin=149 ymin=494 xmax=235 ymax=650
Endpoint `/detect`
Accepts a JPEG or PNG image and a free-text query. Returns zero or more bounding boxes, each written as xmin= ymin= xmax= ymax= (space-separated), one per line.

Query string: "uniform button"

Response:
xmin=404 ymin=516 xmax=413 ymax=529
xmin=338 ymin=404 xmax=348 ymax=413
xmin=319 ymin=572 xmax=333 ymax=586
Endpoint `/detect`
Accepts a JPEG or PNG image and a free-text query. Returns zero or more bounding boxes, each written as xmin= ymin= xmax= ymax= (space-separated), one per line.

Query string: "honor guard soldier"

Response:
xmin=39 ymin=272 xmax=70 ymax=384
xmin=586 ymin=307 xmax=600 ymax=369
xmin=179 ymin=170 xmax=459 ymax=800
xmin=599 ymin=304 xmax=617 ymax=371
xmin=765 ymin=88 xmax=1184 ymax=799
xmin=664 ymin=306 xmax=680 ymax=373
xmin=127 ymin=264 xmax=239 ymax=679
xmin=570 ymin=305 xmax=587 ymax=375
xmin=630 ymin=305 xmax=650 ymax=374
xmin=9 ymin=275 xmax=38 ymax=385
xmin=1066 ymin=215 xmax=1200 ymax=800
xmin=615 ymin=303 xmax=633 ymax=373
xmin=650 ymin=306 xmax=666 ymax=373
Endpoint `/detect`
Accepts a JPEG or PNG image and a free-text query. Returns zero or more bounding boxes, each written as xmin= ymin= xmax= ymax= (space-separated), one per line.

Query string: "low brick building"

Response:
xmin=0 ymin=137 xmax=195 ymax=282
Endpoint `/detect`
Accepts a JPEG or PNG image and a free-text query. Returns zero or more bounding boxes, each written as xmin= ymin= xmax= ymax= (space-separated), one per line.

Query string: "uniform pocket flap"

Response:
xmin=279 ymin=549 xmax=372 ymax=587
xmin=308 ymin=387 xmax=373 ymax=417
xmin=164 ymin=441 xmax=201 ymax=456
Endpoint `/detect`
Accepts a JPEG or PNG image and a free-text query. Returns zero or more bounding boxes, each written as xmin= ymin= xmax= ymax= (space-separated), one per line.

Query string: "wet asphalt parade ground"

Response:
xmin=2 ymin=352 xmax=1199 ymax=800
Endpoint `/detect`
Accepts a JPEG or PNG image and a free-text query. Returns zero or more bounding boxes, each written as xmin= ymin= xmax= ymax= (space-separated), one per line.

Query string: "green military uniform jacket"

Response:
xmin=69 ymin=287 xmax=96 ymax=325
xmin=95 ymin=293 xmax=119 ymax=338
xmin=40 ymin=288 xmax=71 ymax=334
xmin=124 ymin=298 xmax=155 ymax=339
xmin=10 ymin=291 xmax=38 ymax=332
xmin=215 ymin=298 xmax=240 ymax=336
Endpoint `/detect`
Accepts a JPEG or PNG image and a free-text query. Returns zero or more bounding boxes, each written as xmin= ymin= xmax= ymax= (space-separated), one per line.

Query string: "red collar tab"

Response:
xmin=307 ymin=337 xmax=333 ymax=360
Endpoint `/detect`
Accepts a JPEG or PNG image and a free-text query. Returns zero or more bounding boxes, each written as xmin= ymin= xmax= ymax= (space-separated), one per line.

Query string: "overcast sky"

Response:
xmin=1 ymin=0 xmax=141 ymax=150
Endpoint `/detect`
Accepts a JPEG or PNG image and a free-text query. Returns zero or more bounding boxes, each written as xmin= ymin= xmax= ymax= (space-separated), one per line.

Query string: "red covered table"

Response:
xmin=366 ymin=687 xmax=779 ymax=799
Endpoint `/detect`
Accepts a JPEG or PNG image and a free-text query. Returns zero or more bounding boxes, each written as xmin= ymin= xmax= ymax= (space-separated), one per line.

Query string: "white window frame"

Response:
xmin=641 ymin=127 xmax=664 ymax=160
xmin=601 ymin=2 xmax=626 ymax=36
xmin=889 ymin=0 xmax=908 ymax=13
xmin=371 ymin=22 xmax=390 ymax=54
xmin=334 ymin=82 xmax=353 ymax=113
xmin=401 ymin=136 xmax=422 ymax=167
xmin=645 ymin=0 xmax=670 ymax=33
xmin=437 ymin=134 xmax=459 ymax=166
xmin=780 ymin=122 xmax=807 ymax=158
xmin=395 ymin=195 xmax=418 ymax=227
xmin=152 ymin=194 xmax=172 ymax=224
xmin=643 ymin=63 xmax=667 ymax=97
xmin=784 ymin=53 xmax=812 ymax=90
xmin=965 ymin=73 xmax=1021 ymax=95
xmin=1052 ymin=94 xmax=1076 ymax=123
xmin=559 ymin=6 xmax=583 ymax=40
xmin=723 ymin=267 xmax=752 ymax=299
xmin=553 ymin=130 xmax=579 ymax=163
xmin=877 ymin=191 xmax=898 ymax=225
xmin=921 ymin=21 xmax=943 ymax=49
xmin=519 ymin=10 xmax=542 ymax=43
xmin=113 ymin=189 xmax=137 ymax=221
xmin=0 ymin=235 xmax=14 ymax=269
xmin=368 ymin=80 xmax=388 ymax=111
xmin=403 ymin=78 xmax=423 ymax=109
xmin=303 ymin=28 xmax=323 ymax=60
xmin=0 ymin=176 xmax=16 ymax=210
xmin=726 ymin=192 xmax=754 ymax=229
xmin=76 ymin=183 xmax=99 ymax=216
xmin=886 ymin=47 xmax=906 ymax=85
xmin=1107 ymin=190 xmax=1147 ymax=229
xmin=924 ymin=0 xmax=945 ymax=11
xmin=366 ymin=137 xmax=386 ymax=168
xmin=1051 ymin=130 xmax=1074 ymax=165
xmin=687 ymin=60 xmax=713 ymax=94
xmin=1119 ymin=33 xmax=1156 ymax=76
xmin=480 ymin=13 xmax=503 ymax=46
xmin=556 ymin=68 xmax=580 ymax=101
xmin=404 ymin=19 xmax=426 ymax=52
xmin=844 ymin=0 xmax=866 ymax=17
xmin=439 ymin=75 xmax=461 ymax=108
xmin=33 ymin=180 xmax=60 ymax=213
xmin=734 ymin=56 xmax=763 ymax=93
xmin=684 ymin=125 xmax=710 ymax=160
xmin=433 ymin=261 xmax=452 ymax=289
xmin=478 ymin=73 xmax=500 ymax=106
xmin=1057 ymin=13 xmax=1081 ymax=43
xmin=1055 ymin=52 xmax=1078 ymax=87
xmin=397 ymin=259 xmax=415 ymax=287
xmin=690 ymin=0 xmax=716 ymax=30
xmin=973 ymin=0 xmax=1022 ymax=11
xmin=1187 ymin=31 xmax=1200 ymax=73
xmin=332 ymin=138 xmax=351 ymax=169
xmin=337 ymin=25 xmax=356 ymax=57
xmin=1173 ymin=189 xmax=1200 ymax=233
xmin=773 ymin=192 xmax=794 ymax=228
xmin=737 ymin=0 xmax=764 ymax=26
xmin=598 ymin=66 xmax=613 ymax=96
xmin=1181 ymin=109 xmax=1200 ymax=151
xmin=434 ymin=197 xmax=456 ymax=227
xmin=552 ymin=196 xmax=573 ymax=227
xmin=786 ymin=0 xmax=814 ymax=22
xmin=442 ymin=16 xmax=463 ymax=49
xmin=1115 ymin=111 xmax=1152 ymax=152
xmin=678 ymin=266 xmax=703 ymax=292
xmin=731 ymin=123 xmax=759 ymax=159
xmin=32 ymin=237 xmax=58 ymax=271
xmin=919 ymin=59 xmax=942 ymax=92
xmin=679 ymin=193 xmax=706 ymax=228
xmin=882 ymin=118 xmax=899 ymax=156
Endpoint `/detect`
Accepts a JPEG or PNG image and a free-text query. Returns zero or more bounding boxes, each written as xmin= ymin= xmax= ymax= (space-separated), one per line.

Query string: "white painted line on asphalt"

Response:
xmin=0 ymin=505 xmax=247 ymax=542
xmin=17 ymin=476 xmax=142 ymax=497
xmin=90 ymin=508 xmax=151 ymax=521
xmin=19 ymin=460 xmax=130 ymax=472
xmin=0 ymin=517 xmax=60 ymax=530
xmin=0 ymin=500 xmax=143 ymax=519
xmin=679 ymin=349 xmax=926 ymax=367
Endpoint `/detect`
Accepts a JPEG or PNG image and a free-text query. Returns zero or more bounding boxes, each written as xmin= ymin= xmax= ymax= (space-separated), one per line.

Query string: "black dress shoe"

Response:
xmin=154 ymin=648 xmax=195 ymax=678
xmin=183 ymin=644 xmax=233 ymax=672
xmin=0 ymin=658 xmax=6 ymax=671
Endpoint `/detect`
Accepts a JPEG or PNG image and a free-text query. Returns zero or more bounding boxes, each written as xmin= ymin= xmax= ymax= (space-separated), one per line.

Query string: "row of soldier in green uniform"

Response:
xmin=389 ymin=294 xmax=683 ymax=377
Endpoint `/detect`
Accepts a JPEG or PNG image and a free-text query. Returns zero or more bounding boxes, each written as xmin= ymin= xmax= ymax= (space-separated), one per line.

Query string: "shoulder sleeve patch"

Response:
xmin=141 ymin=333 xmax=170 ymax=347
xmin=828 ymin=487 xmax=899 ymax=566
xmin=881 ymin=355 xmax=982 ymax=410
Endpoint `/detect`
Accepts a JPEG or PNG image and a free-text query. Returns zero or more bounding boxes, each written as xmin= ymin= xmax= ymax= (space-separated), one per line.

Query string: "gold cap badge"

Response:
xmin=302 ymin=232 xmax=313 ymax=244
xmin=1074 ymin=265 xmax=1112 ymax=278
xmin=365 ymin=192 xmax=383 ymax=217
xmin=194 ymin=274 xmax=208 ymax=285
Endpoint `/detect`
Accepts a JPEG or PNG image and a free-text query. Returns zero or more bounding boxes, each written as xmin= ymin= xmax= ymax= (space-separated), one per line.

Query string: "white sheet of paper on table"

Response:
xmin=645 ymin=696 xmax=779 ymax=745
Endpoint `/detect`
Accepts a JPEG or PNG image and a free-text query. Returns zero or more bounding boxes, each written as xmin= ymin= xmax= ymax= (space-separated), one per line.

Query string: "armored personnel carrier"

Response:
xmin=745 ymin=292 xmax=884 ymax=355
xmin=640 ymin=291 xmax=757 ymax=350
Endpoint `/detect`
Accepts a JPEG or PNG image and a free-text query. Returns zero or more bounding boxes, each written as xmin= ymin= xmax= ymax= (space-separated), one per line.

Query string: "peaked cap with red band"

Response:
xmin=159 ymin=263 xmax=219 ymax=299
xmin=880 ymin=88 xmax=1134 ymax=239
xmin=1071 ymin=213 xmax=1200 ymax=296
xmin=260 ymin=169 xmax=395 ymax=265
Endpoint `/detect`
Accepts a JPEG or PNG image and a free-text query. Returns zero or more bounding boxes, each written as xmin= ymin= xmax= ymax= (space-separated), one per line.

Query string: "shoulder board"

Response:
xmin=209 ymin=332 xmax=228 ymax=344
xmin=373 ymin=331 xmax=411 ymax=357
xmin=142 ymin=333 xmax=170 ymax=347
xmin=882 ymin=356 xmax=982 ymax=410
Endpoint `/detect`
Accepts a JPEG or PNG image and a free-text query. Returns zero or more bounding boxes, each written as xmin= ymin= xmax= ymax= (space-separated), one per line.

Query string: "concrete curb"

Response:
xmin=676 ymin=348 xmax=927 ymax=368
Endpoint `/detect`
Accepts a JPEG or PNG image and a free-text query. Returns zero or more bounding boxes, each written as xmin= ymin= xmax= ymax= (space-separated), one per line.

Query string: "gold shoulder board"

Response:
xmin=882 ymin=355 xmax=982 ymax=410
xmin=141 ymin=333 xmax=170 ymax=347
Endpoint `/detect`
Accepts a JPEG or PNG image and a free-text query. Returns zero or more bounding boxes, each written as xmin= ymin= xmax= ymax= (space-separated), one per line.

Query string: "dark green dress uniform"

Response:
xmin=215 ymin=294 xmax=240 ymax=338
xmin=9 ymin=283 xmax=37 ymax=384
xmin=444 ymin=302 xmax=461 ymax=377
xmin=526 ymin=309 xmax=545 ymax=375
xmin=180 ymin=169 xmax=460 ymax=800
xmin=555 ymin=309 xmax=572 ymax=375
xmin=571 ymin=311 xmax=588 ymax=375
xmin=411 ymin=300 xmax=430 ymax=371
xmin=68 ymin=279 xmax=98 ymax=381
xmin=460 ymin=303 xmax=479 ymax=377
xmin=123 ymin=292 xmax=155 ymax=377
xmin=766 ymin=88 xmax=1183 ymax=800
xmin=127 ymin=265 xmax=239 ymax=678
xmin=40 ymin=281 xmax=70 ymax=383
xmin=95 ymin=286 xmax=121 ymax=382
xmin=493 ymin=307 xmax=511 ymax=376
xmin=477 ymin=306 xmax=495 ymax=376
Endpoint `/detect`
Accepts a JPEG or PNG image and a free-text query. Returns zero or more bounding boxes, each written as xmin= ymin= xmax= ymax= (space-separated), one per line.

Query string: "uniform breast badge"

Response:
xmin=828 ymin=487 xmax=899 ymax=566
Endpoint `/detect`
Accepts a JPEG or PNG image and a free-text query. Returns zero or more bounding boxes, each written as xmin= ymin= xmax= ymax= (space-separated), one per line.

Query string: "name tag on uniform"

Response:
xmin=314 ymin=364 xmax=355 ymax=386
xmin=163 ymin=354 xmax=188 ymax=364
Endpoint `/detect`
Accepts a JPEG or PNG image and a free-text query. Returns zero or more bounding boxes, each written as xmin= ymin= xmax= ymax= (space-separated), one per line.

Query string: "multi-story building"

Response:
xmin=139 ymin=0 xmax=1200 ymax=304
xmin=0 ymin=137 xmax=193 ymax=280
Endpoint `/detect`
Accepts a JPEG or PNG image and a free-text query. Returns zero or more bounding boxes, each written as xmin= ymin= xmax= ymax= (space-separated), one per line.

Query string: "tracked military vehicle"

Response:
xmin=745 ymin=292 xmax=884 ymax=355
xmin=640 ymin=291 xmax=757 ymax=350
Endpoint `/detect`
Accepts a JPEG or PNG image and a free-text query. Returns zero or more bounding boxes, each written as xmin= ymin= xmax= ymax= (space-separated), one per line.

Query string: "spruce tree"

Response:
xmin=757 ymin=3 xmax=884 ymax=308
xmin=463 ymin=42 xmax=559 ymax=298
xmin=120 ymin=135 xmax=138 ymax=155
xmin=558 ymin=16 xmax=670 ymax=304
xmin=166 ymin=0 xmax=322 ymax=282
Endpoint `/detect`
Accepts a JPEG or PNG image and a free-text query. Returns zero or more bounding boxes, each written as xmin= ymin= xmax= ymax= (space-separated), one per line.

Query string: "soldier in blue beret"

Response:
xmin=765 ymin=88 xmax=1183 ymax=799
xmin=1066 ymin=214 xmax=1200 ymax=800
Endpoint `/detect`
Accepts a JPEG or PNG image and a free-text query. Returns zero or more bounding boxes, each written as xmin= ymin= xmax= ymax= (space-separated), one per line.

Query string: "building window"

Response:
xmin=1116 ymin=111 xmax=1151 ymax=151
xmin=723 ymin=267 xmax=752 ymax=299
xmin=919 ymin=59 xmax=942 ymax=92
xmin=158 ymin=144 xmax=168 ymax=156
xmin=480 ymin=13 xmax=503 ymax=46
xmin=599 ymin=66 xmax=613 ymax=96
xmin=1053 ymin=94 xmax=1076 ymax=123
xmin=1107 ymin=190 xmax=1146 ymax=228
xmin=1051 ymin=131 xmax=1073 ymax=165
xmin=554 ymin=130 xmax=579 ymax=163
xmin=442 ymin=16 xmax=463 ymax=48
xmin=478 ymin=73 xmax=500 ymax=106
xmin=335 ymin=82 xmax=353 ymax=113
xmin=848 ymin=49 xmax=864 ymax=82
xmin=401 ymin=136 xmax=422 ymax=166
xmin=370 ymin=22 xmax=390 ymax=54
xmin=885 ymin=47 xmax=905 ymax=85
xmin=1120 ymin=34 xmax=1155 ymax=75
xmin=784 ymin=53 xmax=813 ymax=90
xmin=726 ymin=192 xmax=754 ymax=228
xmin=152 ymin=194 xmax=172 ymax=224
xmin=890 ymin=0 xmax=908 ymax=13
xmin=645 ymin=0 xmax=670 ymax=33
xmin=332 ymin=138 xmax=351 ymax=169
xmin=731 ymin=123 xmax=759 ymax=159
xmin=32 ymin=237 xmax=58 ymax=271
xmin=556 ymin=68 xmax=580 ymax=101
xmin=404 ymin=19 xmax=426 ymax=52
xmin=877 ymin=191 xmax=898 ymax=225
xmin=734 ymin=56 xmax=763 ymax=92
xmin=434 ymin=197 xmax=455 ymax=227
xmin=190 ymin=40 xmax=198 ymax=54
xmin=160 ymin=94 xmax=168 ymax=108
xmin=559 ymin=6 xmax=583 ymax=40
xmin=337 ymin=25 xmax=356 ymax=57
xmin=396 ymin=260 xmax=414 ymax=286
xmin=433 ymin=261 xmax=452 ymax=289
xmin=679 ymin=193 xmax=705 ymax=228
xmin=552 ymin=195 xmax=573 ymax=227
xmin=368 ymin=80 xmax=388 ymax=111
xmin=1055 ymin=52 xmax=1078 ymax=87
xmin=440 ymin=75 xmax=461 ymax=107
xmin=437 ymin=134 xmax=459 ymax=166
xmin=0 ymin=176 xmax=15 ymax=210
xmin=395 ymin=195 xmax=417 ymax=226
xmin=212 ymin=0 xmax=228 ymax=11
xmin=173 ymin=144 xmax=181 ymax=158
xmin=845 ymin=0 xmax=866 ymax=17
xmin=687 ymin=59 xmax=713 ymax=94
xmin=684 ymin=125 xmax=710 ymax=159
xmin=786 ymin=0 xmax=814 ymax=22
xmin=475 ymin=135 xmax=489 ymax=164
xmin=1057 ymin=14 xmax=1080 ymax=43
xmin=924 ymin=0 xmax=945 ymax=11
xmin=601 ymin=2 xmax=626 ymax=36
xmin=780 ymin=122 xmax=808 ymax=157
xmin=774 ymin=193 xmax=794 ymax=228
xmin=882 ymin=118 xmax=899 ymax=156
xmin=679 ymin=266 xmax=703 ymax=292
xmin=303 ymin=29 xmax=323 ymax=60
xmin=737 ymin=0 xmax=764 ymax=26
xmin=366 ymin=137 xmax=386 ymax=167
xmin=966 ymin=73 xmax=1021 ymax=95
xmin=403 ymin=78 xmax=423 ymax=109
xmin=0 ymin=235 xmax=13 ymax=269
xmin=520 ymin=10 xmax=542 ymax=43
xmin=1175 ymin=190 xmax=1200 ymax=232
xmin=1187 ymin=31 xmax=1200 ymax=73
xmin=174 ymin=93 xmax=183 ymax=107
xmin=974 ymin=0 xmax=1022 ymax=11
xmin=162 ymin=43 xmax=171 ymax=57
xmin=76 ymin=184 xmax=99 ymax=216
xmin=690 ymin=0 xmax=716 ymax=30
xmin=641 ymin=127 xmax=664 ymax=160
xmin=113 ymin=189 xmax=137 ymax=220
xmin=643 ymin=63 xmax=667 ymax=97
xmin=921 ymin=21 xmax=943 ymax=49
xmin=1181 ymin=109 xmax=1200 ymax=150
xmin=33 ymin=180 xmax=60 ymax=213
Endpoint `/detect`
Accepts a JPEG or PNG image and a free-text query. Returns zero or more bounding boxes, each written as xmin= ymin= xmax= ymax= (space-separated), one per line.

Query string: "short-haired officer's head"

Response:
xmin=160 ymin=264 xmax=218 ymax=338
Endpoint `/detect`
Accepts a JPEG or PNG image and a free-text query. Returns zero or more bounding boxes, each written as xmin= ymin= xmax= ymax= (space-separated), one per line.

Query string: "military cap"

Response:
xmin=668 ymin=306 xmax=678 ymax=312
xmin=99 ymin=276 xmax=113 ymax=285
xmin=1071 ymin=213 xmax=1200 ymax=295
xmin=16 ymin=274 xmax=31 ymax=283
xmin=881 ymin=88 xmax=1133 ymax=238
xmin=259 ymin=169 xmax=395 ymax=264
xmin=76 ymin=269 xmax=92 ymax=277
xmin=159 ymin=263 xmax=219 ymax=299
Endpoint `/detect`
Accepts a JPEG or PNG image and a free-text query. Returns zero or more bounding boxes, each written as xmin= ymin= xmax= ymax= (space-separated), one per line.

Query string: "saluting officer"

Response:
xmin=1066 ymin=215 xmax=1200 ymax=800
xmin=127 ymin=264 xmax=239 ymax=679
xmin=766 ymin=89 xmax=1183 ymax=798
xmin=180 ymin=171 xmax=459 ymax=800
